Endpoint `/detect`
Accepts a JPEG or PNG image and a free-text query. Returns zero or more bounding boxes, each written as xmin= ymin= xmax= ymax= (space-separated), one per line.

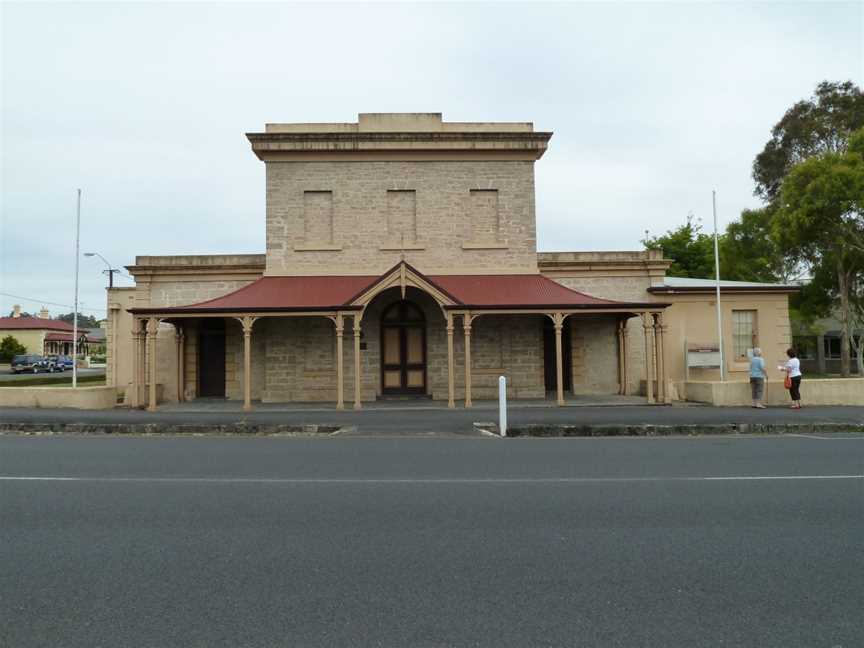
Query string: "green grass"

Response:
xmin=1 ymin=374 xmax=106 ymax=388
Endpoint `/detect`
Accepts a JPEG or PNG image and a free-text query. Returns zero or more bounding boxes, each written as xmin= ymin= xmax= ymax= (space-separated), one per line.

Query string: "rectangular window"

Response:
xmin=732 ymin=310 xmax=757 ymax=359
xmin=470 ymin=189 xmax=499 ymax=242
xmin=303 ymin=191 xmax=333 ymax=244
xmin=824 ymin=337 xmax=842 ymax=359
xmin=386 ymin=190 xmax=416 ymax=245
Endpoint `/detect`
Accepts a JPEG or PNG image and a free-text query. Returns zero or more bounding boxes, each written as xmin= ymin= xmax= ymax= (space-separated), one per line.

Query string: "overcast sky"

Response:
xmin=1 ymin=1 xmax=862 ymax=320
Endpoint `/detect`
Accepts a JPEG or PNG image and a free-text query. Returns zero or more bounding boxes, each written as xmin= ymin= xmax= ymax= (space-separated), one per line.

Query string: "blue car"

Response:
xmin=45 ymin=355 xmax=74 ymax=372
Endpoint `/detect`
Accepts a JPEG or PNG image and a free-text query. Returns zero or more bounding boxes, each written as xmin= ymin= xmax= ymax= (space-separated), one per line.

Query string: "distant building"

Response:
xmin=0 ymin=305 xmax=95 ymax=356
xmin=793 ymin=313 xmax=862 ymax=375
xmin=106 ymin=113 xmax=797 ymax=410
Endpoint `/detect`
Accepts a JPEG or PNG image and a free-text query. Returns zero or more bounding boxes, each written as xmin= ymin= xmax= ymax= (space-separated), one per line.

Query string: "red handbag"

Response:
xmin=784 ymin=374 xmax=792 ymax=389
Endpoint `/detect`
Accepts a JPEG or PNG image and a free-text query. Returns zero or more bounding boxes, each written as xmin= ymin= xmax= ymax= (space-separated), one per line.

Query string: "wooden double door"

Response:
xmin=381 ymin=300 xmax=426 ymax=394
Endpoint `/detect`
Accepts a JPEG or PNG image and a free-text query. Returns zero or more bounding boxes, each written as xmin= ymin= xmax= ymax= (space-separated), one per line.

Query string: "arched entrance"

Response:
xmin=381 ymin=300 xmax=426 ymax=394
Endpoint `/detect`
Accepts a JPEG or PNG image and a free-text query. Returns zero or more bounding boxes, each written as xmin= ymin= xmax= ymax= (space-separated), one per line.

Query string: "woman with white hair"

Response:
xmin=749 ymin=347 xmax=767 ymax=408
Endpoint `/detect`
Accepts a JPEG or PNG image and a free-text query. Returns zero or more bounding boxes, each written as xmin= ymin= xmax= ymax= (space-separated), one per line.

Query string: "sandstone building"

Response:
xmin=106 ymin=113 xmax=796 ymax=410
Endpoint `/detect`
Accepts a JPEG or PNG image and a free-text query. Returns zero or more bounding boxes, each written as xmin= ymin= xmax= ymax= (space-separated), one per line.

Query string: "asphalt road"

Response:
xmin=0 ymin=367 xmax=105 ymax=382
xmin=2 ymin=403 xmax=864 ymax=435
xmin=1 ymin=435 xmax=862 ymax=647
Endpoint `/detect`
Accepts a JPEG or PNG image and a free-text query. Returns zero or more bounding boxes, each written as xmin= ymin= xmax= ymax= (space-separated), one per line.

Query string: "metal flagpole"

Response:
xmin=73 ymin=189 xmax=81 ymax=388
xmin=712 ymin=190 xmax=725 ymax=381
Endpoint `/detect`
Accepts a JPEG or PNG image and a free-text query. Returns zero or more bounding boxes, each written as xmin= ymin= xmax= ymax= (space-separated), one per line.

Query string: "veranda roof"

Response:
xmin=129 ymin=263 xmax=664 ymax=315
xmin=44 ymin=332 xmax=96 ymax=343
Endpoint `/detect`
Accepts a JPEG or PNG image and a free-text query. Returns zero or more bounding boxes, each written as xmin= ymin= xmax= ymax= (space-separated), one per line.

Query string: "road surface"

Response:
xmin=1 ymin=434 xmax=862 ymax=647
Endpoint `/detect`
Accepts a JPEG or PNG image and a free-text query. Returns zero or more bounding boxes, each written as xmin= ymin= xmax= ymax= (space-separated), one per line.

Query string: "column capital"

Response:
xmin=463 ymin=312 xmax=473 ymax=333
xmin=547 ymin=311 xmax=567 ymax=328
xmin=146 ymin=318 xmax=160 ymax=335
xmin=235 ymin=315 xmax=257 ymax=336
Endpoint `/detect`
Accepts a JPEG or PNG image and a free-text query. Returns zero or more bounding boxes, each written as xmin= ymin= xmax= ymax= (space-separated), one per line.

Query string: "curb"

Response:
xmin=474 ymin=422 xmax=864 ymax=437
xmin=0 ymin=422 xmax=352 ymax=436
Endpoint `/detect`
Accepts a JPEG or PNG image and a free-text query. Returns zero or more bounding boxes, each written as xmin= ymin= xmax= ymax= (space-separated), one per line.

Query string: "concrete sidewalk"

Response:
xmin=156 ymin=393 xmax=649 ymax=412
xmin=1 ymin=403 xmax=862 ymax=436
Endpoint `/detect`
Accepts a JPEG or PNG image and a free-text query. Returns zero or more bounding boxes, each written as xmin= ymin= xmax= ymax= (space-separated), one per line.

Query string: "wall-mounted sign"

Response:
xmin=687 ymin=344 xmax=721 ymax=369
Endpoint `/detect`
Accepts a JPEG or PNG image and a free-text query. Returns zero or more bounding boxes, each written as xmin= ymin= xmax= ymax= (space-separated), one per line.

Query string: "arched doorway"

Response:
xmin=381 ymin=300 xmax=426 ymax=394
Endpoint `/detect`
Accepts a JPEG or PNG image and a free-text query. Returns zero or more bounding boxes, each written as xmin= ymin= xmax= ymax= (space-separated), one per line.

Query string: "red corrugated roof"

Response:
xmin=0 ymin=317 xmax=76 ymax=331
xmin=130 ymin=264 xmax=655 ymax=314
xmin=177 ymin=275 xmax=378 ymax=311
xmin=428 ymin=274 xmax=622 ymax=308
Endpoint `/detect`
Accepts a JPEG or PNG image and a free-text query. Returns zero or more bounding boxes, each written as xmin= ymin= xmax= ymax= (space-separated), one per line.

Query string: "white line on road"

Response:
xmin=0 ymin=475 xmax=862 ymax=484
xmin=785 ymin=434 xmax=864 ymax=440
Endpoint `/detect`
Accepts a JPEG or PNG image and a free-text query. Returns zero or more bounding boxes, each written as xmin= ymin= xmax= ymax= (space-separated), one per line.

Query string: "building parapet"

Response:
xmin=538 ymin=250 xmax=672 ymax=278
xmin=248 ymin=113 xmax=551 ymax=161
xmin=128 ymin=254 xmax=266 ymax=278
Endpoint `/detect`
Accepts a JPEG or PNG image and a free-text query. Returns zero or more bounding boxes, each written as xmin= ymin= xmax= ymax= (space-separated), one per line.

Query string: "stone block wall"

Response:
xmin=144 ymin=280 xmax=255 ymax=308
xmin=569 ymin=317 xmax=620 ymax=394
xmin=549 ymin=275 xmax=655 ymax=395
xmin=265 ymin=161 xmax=539 ymax=276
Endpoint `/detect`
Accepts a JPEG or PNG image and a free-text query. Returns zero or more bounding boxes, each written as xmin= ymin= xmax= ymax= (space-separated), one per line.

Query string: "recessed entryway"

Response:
xmin=381 ymin=300 xmax=426 ymax=394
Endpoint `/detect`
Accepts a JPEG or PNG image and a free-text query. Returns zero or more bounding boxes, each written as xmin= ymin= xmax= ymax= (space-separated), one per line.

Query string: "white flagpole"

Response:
xmin=712 ymin=190 xmax=725 ymax=381
xmin=73 ymin=189 xmax=81 ymax=388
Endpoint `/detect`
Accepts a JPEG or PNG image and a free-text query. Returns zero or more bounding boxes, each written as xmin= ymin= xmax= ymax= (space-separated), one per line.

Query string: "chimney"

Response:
xmin=39 ymin=307 xmax=50 ymax=319
xmin=12 ymin=304 xmax=21 ymax=318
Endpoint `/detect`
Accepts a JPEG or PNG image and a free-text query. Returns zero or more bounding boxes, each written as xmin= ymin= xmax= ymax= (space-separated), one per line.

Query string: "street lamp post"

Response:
xmin=73 ymin=190 xmax=81 ymax=388
xmin=84 ymin=252 xmax=119 ymax=289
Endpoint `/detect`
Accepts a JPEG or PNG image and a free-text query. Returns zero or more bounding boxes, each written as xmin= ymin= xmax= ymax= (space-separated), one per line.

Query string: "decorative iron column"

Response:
xmin=241 ymin=316 xmax=255 ymax=411
xmin=446 ymin=313 xmax=455 ymax=409
xmin=147 ymin=317 xmax=158 ymax=412
xmin=553 ymin=312 xmax=566 ymax=406
xmin=353 ymin=314 xmax=362 ymax=410
xmin=335 ymin=314 xmax=344 ymax=410
xmin=463 ymin=313 xmax=473 ymax=408
xmin=642 ymin=313 xmax=654 ymax=404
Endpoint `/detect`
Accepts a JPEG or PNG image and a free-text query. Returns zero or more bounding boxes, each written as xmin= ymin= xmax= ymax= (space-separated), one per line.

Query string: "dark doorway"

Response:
xmin=198 ymin=319 xmax=226 ymax=398
xmin=543 ymin=317 xmax=572 ymax=392
xmin=381 ymin=300 xmax=426 ymax=394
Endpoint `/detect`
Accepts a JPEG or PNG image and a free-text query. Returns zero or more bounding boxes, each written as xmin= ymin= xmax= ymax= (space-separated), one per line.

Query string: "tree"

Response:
xmin=7 ymin=310 xmax=34 ymax=318
xmin=721 ymin=206 xmax=799 ymax=283
xmin=774 ymin=127 xmax=864 ymax=376
xmin=850 ymin=273 xmax=864 ymax=375
xmin=0 ymin=335 xmax=27 ymax=363
xmin=643 ymin=211 xmax=791 ymax=283
xmin=642 ymin=213 xmax=716 ymax=278
xmin=56 ymin=312 xmax=100 ymax=329
xmin=753 ymin=81 xmax=864 ymax=203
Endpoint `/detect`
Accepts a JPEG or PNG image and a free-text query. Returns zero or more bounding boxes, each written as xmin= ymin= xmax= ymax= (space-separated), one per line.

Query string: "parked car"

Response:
xmin=45 ymin=355 xmax=74 ymax=372
xmin=57 ymin=355 xmax=75 ymax=371
xmin=11 ymin=354 xmax=49 ymax=374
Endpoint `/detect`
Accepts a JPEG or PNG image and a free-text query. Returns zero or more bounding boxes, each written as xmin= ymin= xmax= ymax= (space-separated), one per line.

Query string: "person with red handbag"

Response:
xmin=782 ymin=348 xmax=803 ymax=409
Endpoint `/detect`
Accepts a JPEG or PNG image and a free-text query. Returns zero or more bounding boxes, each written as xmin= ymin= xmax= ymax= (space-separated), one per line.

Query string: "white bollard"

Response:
xmin=498 ymin=375 xmax=507 ymax=437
